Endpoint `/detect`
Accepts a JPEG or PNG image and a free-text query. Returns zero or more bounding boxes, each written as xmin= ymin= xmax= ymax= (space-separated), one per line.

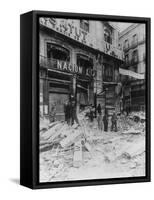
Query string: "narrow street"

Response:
xmin=39 ymin=110 xmax=145 ymax=182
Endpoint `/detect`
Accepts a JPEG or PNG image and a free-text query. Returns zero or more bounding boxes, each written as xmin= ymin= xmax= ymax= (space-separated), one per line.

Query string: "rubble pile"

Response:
xmin=118 ymin=112 xmax=145 ymax=134
xmin=40 ymin=110 xmax=146 ymax=182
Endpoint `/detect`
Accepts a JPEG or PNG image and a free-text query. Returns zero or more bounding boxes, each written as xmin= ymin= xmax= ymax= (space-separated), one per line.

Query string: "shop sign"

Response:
xmin=56 ymin=60 xmax=95 ymax=77
xmin=40 ymin=18 xmax=124 ymax=61
xmin=40 ymin=18 xmax=90 ymax=46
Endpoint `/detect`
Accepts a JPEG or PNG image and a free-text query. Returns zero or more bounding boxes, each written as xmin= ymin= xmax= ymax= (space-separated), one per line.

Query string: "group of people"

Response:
xmin=64 ymin=100 xmax=79 ymax=126
xmin=97 ymin=104 xmax=118 ymax=132
xmin=49 ymin=100 xmax=118 ymax=132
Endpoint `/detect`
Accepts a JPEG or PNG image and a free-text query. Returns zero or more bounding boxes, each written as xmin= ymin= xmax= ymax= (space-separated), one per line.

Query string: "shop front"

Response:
xmin=40 ymin=42 xmax=95 ymax=121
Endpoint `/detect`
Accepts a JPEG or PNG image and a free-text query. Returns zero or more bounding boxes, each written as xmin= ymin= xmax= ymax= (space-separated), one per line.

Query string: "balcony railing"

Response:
xmin=102 ymin=40 xmax=124 ymax=60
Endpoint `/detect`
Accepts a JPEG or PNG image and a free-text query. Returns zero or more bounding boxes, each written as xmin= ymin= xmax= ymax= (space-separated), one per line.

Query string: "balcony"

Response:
xmin=102 ymin=40 xmax=124 ymax=60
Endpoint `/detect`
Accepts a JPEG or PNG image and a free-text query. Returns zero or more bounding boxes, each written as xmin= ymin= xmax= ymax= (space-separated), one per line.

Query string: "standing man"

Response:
xmin=103 ymin=109 xmax=108 ymax=132
xmin=97 ymin=104 xmax=102 ymax=115
xmin=70 ymin=95 xmax=79 ymax=125
xmin=111 ymin=111 xmax=118 ymax=132
xmin=89 ymin=106 xmax=94 ymax=122
xmin=49 ymin=103 xmax=56 ymax=123
xmin=64 ymin=101 xmax=72 ymax=125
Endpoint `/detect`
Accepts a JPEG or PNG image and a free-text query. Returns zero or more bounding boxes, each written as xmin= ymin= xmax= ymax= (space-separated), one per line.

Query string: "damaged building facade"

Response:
xmin=39 ymin=18 xmax=124 ymax=120
xmin=119 ymin=24 xmax=146 ymax=111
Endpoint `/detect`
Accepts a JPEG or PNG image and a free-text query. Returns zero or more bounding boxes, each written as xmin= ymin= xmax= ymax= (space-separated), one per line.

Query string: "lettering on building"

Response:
xmin=56 ymin=60 xmax=94 ymax=77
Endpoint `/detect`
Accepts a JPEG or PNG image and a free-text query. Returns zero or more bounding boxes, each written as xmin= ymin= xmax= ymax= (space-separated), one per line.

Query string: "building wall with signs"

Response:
xmin=39 ymin=18 xmax=123 ymax=60
xmin=39 ymin=26 xmax=96 ymax=119
xmin=39 ymin=18 xmax=124 ymax=118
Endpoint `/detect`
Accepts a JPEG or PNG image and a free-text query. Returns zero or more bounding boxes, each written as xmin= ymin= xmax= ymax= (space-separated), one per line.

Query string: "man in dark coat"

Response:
xmin=103 ymin=111 xmax=108 ymax=132
xmin=64 ymin=101 xmax=71 ymax=125
xmin=49 ymin=103 xmax=56 ymax=123
xmin=97 ymin=104 xmax=102 ymax=115
xmin=89 ymin=107 xmax=94 ymax=122
xmin=71 ymin=99 xmax=79 ymax=125
xmin=111 ymin=112 xmax=118 ymax=132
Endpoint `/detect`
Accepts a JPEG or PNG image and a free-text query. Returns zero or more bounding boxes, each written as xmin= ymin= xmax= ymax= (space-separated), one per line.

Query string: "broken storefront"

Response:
xmin=39 ymin=32 xmax=95 ymax=120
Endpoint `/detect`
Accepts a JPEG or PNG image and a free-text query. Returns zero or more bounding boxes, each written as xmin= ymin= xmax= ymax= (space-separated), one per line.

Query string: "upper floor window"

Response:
xmin=103 ymin=63 xmax=114 ymax=82
xmin=80 ymin=20 xmax=89 ymax=32
xmin=124 ymin=39 xmax=129 ymax=49
xmin=132 ymin=50 xmax=138 ymax=63
xmin=132 ymin=34 xmax=138 ymax=45
xmin=104 ymin=27 xmax=112 ymax=44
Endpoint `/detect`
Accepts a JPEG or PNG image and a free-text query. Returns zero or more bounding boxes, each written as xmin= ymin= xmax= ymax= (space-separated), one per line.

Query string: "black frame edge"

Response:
xmin=20 ymin=11 xmax=33 ymax=189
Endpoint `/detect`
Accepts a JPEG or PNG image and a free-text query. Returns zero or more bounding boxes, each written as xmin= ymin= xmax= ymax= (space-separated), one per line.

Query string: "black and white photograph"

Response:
xmin=39 ymin=17 xmax=148 ymax=183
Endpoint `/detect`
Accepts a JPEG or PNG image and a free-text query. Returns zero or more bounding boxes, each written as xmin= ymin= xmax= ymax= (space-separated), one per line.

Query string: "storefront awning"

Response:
xmin=103 ymin=81 xmax=117 ymax=86
xmin=119 ymin=68 xmax=144 ymax=80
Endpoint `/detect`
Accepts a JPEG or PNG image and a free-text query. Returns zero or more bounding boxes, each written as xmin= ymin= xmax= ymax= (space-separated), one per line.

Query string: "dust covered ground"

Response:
xmin=39 ymin=111 xmax=145 ymax=182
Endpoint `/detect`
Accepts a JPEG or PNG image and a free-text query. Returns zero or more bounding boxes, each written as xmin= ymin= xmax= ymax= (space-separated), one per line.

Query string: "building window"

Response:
xmin=132 ymin=50 xmax=138 ymax=63
xmin=104 ymin=63 xmax=114 ymax=82
xmin=124 ymin=39 xmax=129 ymax=49
xmin=80 ymin=20 xmax=89 ymax=32
xmin=132 ymin=34 xmax=138 ymax=45
xmin=47 ymin=43 xmax=70 ymax=61
xmin=77 ymin=54 xmax=93 ymax=75
xmin=104 ymin=27 xmax=112 ymax=44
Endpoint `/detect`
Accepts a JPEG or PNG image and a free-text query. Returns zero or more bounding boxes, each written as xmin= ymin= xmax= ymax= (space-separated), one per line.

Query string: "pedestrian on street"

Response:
xmin=97 ymin=104 xmax=102 ymax=115
xmin=111 ymin=111 xmax=118 ymax=132
xmin=103 ymin=110 xmax=108 ymax=132
xmin=49 ymin=103 xmax=56 ymax=123
xmin=64 ymin=101 xmax=71 ymax=125
xmin=71 ymin=99 xmax=79 ymax=125
xmin=89 ymin=106 xmax=94 ymax=122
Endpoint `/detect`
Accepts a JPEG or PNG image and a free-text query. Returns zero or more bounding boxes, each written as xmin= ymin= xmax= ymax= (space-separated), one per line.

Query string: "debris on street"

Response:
xmin=39 ymin=110 xmax=145 ymax=182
